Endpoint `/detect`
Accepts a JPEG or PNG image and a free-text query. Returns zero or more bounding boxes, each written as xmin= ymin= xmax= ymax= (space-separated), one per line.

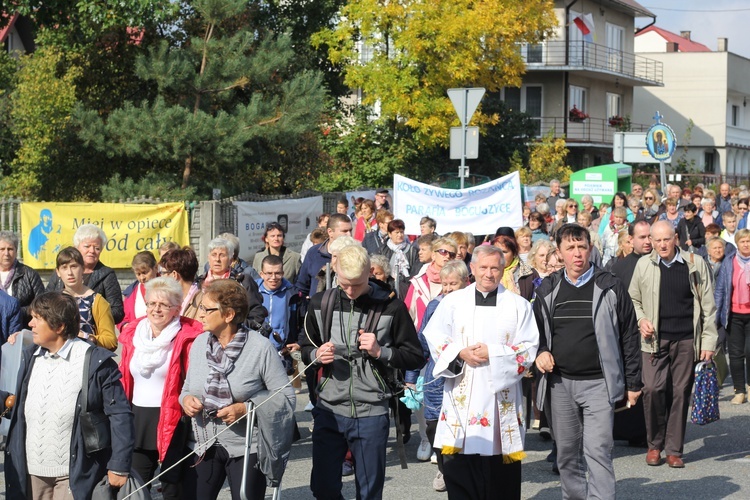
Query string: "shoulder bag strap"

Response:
xmin=81 ymin=346 xmax=93 ymax=413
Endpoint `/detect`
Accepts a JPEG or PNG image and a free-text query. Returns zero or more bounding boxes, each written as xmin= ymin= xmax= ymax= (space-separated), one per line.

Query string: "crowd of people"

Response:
xmin=0 ymin=178 xmax=746 ymax=499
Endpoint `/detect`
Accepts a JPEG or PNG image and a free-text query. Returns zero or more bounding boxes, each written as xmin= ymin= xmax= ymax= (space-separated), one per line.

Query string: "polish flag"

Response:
xmin=573 ymin=13 xmax=595 ymax=42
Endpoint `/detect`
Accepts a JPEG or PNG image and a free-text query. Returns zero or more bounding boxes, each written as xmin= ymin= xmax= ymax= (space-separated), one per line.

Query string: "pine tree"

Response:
xmin=76 ymin=0 xmax=326 ymax=192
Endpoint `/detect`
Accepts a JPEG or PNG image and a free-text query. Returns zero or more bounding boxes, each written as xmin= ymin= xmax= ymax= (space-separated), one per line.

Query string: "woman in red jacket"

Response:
xmin=119 ymin=277 xmax=203 ymax=499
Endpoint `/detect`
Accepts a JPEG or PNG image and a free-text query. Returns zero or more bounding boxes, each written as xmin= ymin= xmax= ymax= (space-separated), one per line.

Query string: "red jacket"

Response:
xmin=118 ymin=283 xmax=146 ymax=332
xmin=119 ymin=316 xmax=204 ymax=461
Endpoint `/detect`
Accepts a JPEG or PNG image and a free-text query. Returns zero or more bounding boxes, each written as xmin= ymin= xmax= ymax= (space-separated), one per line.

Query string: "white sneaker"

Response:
xmin=417 ymin=439 xmax=432 ymax=461
xmin=304 ymin=402 xmax=314 ymax=412
xmin=433 ymin=471 xmax=446 ymax=492
xmin=430 ymin=452 xmax=437 ymax=464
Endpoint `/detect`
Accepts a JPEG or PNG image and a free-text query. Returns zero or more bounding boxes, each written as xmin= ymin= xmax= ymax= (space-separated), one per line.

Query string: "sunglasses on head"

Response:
xmin=436 ymin=249 xmax=457 ymax=259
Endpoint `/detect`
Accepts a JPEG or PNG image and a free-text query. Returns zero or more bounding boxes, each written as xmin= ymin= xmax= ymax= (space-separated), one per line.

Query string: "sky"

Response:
xmin=639 ymin=0 xmax=750 ymax=59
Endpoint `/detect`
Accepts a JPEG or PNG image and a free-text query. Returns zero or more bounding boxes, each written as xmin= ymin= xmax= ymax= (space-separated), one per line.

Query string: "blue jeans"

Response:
xmin=310 ymin=407 xmax=390 ymax=500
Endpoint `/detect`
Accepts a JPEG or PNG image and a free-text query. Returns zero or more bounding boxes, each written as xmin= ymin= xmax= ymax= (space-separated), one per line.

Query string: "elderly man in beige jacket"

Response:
xmin=629 ymin=220 xmax=717 ymax=469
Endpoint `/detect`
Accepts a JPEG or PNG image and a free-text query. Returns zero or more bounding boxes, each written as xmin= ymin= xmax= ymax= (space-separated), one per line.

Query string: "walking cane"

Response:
xmin=240 ymin=402 xmax=282 ymax=500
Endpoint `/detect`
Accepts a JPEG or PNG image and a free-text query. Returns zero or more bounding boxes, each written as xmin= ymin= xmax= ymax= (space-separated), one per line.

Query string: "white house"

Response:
xmin=633 ymin=27 xmax=750 ymax=180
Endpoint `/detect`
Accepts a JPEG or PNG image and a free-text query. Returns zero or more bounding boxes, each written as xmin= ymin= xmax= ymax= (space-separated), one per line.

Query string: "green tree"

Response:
xmin=314 ymin=0 xmax=556 ymax=147
xmin=0 ymin=52 xmax=19 ymax=180
xmin=75 ymin=0 xmax=327 ymax=193
xmin=316 ymin=105 xmax=448 ymax=191
xmin=472 ymin=94 xmax=539 ymax=178
xmin=7 ymin=47 xmax=82 ymax=199
xmin=512 ymin=130 xmax=572 ymax=185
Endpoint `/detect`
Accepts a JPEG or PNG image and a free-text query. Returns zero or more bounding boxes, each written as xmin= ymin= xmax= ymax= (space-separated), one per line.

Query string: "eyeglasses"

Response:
xmin=198 ymin=304 xmax=220 ymax=314
xmin=436 ymin=249 xmax=457 ymax=259
xmin=644 ymin=196 xmax=654 ymax=201
xmin=146 ymin=302 xmax=178 ymax=311
xmin=740 ymin=206 xmax=749 ymax=211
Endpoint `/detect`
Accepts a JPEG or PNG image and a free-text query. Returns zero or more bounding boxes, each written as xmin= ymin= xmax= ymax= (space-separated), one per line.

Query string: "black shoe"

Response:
xmin=539 ymin=427 xmax=551 ymax=441
xmin=552 ymin=458 xmax=559 ymax=475
xmin=546 ymin=442 xmax=557 ymax=463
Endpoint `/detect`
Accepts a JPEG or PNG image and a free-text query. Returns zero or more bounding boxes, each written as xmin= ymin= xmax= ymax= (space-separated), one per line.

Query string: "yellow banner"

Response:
xmin=20 ymin=202 xmax=190 ymax=269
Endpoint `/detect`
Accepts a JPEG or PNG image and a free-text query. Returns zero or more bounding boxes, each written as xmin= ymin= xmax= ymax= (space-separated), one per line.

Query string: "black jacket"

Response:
xmin=676 ymin=217 xmax=706 ymax=250
xmin=9 ymin=261 xmax=45 ymax=327
xmin=4 ymin=343 xmax=134 ymax=500
xmin=47 ymin=261 xmax=125 ymax=324
xmin=362 ymin=231 xmax=386 ymax=256
xmin=300 ymin=279 xmax=425 ymax=417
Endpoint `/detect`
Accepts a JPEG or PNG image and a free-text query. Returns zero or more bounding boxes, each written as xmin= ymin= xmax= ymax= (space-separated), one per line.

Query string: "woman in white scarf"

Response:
xmin=118 ymin=277 xmax=204 ymax=499
xmin=381 ymin=219 xmax=420 ymax=280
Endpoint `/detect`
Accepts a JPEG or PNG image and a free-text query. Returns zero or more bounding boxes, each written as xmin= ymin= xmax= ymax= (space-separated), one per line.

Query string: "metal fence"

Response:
xmin=536 ymin=117 xmax=649 ymax=144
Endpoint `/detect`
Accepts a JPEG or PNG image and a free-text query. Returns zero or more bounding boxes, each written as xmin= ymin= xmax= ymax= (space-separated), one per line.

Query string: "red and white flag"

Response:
xmin=573 ymin=13 xmax=595 ymax=42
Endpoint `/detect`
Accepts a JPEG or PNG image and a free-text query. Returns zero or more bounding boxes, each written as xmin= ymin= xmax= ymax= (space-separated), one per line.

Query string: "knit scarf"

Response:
xmin=737 ymin=254 xmax=750 ymax=305
xmin=501 ymin=257 xmax=520 ymax=294
xmin=426 ymin=262 xmax=442 ymax=284
xmin=387 ymin=239 xmax=411 ymax=278
xmin=132 ymin=316 xmax=182 ymax=377
xmin=203 ymin=328 xmax=248 ymax=412
xmin=0 ymin=263 xmax=15 ymax=293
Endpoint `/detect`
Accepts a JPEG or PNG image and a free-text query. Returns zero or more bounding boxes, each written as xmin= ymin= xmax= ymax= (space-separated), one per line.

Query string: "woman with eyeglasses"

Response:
xmin=637 ymin=188 xmax=661 ymax=225
xmin=404 ymin=237 xmax=459 ymax=329
xmin=55 ymin=247 xmax=117 ymax=350
xmin=118 ymin=278 xmax=203 ymax=499
xmin=252 ymin=222 xmax=302 ymax=285
xmin=180 ymin=279 xmax=295 ymax=500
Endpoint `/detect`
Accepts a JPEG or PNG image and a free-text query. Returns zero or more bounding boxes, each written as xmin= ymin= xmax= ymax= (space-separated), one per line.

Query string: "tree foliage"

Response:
xmin=7 ymin=47 xmax=82 ymax=199
xmin=315 ymin=105 xmax=448 ymax=191
xmin=100 ymin=172 xmax=198 ymax=202
xmin=512 ymin=130 xmax=572 ymax=185
xmin=75 ymin=0 xmax=327 ymax=193
xmin=314 ymin=0 xmax=556 ymax=147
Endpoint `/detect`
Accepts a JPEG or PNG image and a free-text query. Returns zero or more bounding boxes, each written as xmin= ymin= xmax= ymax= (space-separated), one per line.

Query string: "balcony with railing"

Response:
xmin=521 ymin=40 xmax=663 ymax=86
xmin=531 ymin=116 xmax=650 ymax=145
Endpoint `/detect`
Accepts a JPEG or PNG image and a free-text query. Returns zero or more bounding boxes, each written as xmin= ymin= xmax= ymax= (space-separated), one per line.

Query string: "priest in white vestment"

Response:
xmin=423 ymin=245 xmax=539 ymax=500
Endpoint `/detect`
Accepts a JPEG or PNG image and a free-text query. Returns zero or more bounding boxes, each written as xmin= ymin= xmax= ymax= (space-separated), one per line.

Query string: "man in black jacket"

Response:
xmin=300 ymin=245 xmax=424 ymax=500
xmin=534 ymin=224 xmax=642 ymax=500
xmin=611 ymin=220 xmax=653 ymax=290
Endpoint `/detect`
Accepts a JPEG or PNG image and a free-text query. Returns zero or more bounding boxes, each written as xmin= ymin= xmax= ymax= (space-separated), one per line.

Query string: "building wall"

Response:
xmin=632 ymin=52 xmax=728 ymax=149
xmin=634 ymin=31 xmax=668 ymax=53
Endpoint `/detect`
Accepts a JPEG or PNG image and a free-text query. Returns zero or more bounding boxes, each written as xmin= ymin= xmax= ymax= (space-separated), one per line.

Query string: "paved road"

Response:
xmin=3 ymin=382 xmax=750 ymax=499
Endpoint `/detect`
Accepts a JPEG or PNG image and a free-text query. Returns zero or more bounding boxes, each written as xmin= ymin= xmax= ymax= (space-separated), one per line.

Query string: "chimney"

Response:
xmin=718 ymin=38 xmax=728 ymax=52
xmin=666 ymin=42 xmax=679 ymax=53
xmin=680 ymin=31 xmax=691 ymax=40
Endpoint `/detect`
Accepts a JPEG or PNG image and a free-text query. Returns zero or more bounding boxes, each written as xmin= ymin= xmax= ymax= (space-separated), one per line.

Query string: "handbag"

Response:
xmin=691 ymin=361 xmax=720 ymax=425
xmin=79 ymin=347 xmax=111 ymax=454
xmin=91 ymin=469 xmax=152 ymax=500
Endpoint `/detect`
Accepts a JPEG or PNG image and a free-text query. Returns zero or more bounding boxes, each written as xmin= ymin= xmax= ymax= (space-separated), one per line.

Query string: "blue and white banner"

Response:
xmin=393 ymin=172 xmax=523 ymax=235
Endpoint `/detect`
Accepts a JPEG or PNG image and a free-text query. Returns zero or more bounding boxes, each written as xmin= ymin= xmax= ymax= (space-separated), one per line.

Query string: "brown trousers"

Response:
xmin=28 ymin=475 xmax=74 ymax=500
xmin=641 ymin=338 xmax=695 ymax=456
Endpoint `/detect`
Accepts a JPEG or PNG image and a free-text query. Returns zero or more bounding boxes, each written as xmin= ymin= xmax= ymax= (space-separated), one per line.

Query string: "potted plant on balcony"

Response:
xmin=569 ymin=105 xmax=588 ymax=123
xmin=608 ymin=115 xmax=631 ymax=132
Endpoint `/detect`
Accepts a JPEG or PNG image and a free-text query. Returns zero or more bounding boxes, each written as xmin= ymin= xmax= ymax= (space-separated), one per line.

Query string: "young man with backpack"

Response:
xmin=300 ymin=245 xmax=424 ymax=499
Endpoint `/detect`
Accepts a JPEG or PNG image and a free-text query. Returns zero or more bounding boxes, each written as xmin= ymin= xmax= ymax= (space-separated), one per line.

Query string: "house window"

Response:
xmin=503 ymin=85 xmax=543 ymax=136
xmin=607 ymin=93 xmax=622 ymax=120
xmin=570 ymin=85 xmax=587 ymax=113
xmin=732 ymin=105 xmax=740 ymax=126
xmin=521 ymin=43 xmax=544 ymax=64
xmin=606 ymin=23 xmax=624 ymax=72
xmin=705 ymin=151 xmax=715 ymax=173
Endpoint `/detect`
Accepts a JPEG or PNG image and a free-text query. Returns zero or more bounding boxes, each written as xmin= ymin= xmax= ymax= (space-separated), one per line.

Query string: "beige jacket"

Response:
xmin=628 ymin=249 xmax=718 ymax=361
